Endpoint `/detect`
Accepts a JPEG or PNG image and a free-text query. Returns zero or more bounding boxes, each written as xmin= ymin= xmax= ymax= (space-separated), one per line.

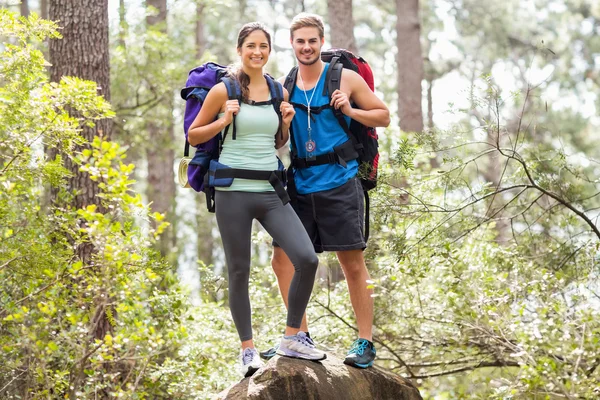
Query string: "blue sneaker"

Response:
xmin=344 ymin=338 xmax=376 ymax=368
xmin=259 ymin=344 xmax=279 ymax=360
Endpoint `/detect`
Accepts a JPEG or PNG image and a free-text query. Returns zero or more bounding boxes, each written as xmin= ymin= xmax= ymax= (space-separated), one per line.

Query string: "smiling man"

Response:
xmin=265 ymin=13 xmax=390 ymax=368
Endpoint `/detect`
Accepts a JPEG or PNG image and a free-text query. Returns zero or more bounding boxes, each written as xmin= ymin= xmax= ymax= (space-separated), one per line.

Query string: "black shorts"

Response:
xmin=274 ymin=177 xmax=366 ymax=253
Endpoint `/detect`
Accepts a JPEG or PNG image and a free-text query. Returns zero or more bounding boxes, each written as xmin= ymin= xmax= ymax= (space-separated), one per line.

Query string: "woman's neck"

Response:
xmin=242 ymin=67 xmax=264 ymax=83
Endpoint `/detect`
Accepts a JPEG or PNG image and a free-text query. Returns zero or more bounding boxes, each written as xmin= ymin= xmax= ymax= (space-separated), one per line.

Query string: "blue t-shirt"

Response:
xmin=290 ymin=63 xmax=358 ymax=194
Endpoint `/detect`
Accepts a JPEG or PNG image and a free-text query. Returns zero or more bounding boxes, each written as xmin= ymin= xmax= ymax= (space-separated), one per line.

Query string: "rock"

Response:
xmin=215 ymin=353 xmax=423 ymax=400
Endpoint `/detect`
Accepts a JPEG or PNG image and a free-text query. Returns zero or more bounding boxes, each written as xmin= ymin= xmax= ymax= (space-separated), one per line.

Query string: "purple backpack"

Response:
xmin=180 ymin=63 xmax=238 ymax=192
xmin=180 ymin=63 xmax=285 ymax=205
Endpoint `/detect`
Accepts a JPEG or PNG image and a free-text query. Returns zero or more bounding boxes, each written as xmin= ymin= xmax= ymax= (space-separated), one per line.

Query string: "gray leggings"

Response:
xmin=215 ymin=190 xmax=318 ymax=342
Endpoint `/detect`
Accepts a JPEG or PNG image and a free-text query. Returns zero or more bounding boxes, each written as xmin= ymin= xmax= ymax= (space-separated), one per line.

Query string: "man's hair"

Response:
xmin=290 ymin=13 xmax=325 ymax=39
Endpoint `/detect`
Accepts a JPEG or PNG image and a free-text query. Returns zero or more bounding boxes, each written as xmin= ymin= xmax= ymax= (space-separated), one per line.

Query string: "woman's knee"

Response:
xmin=296 ymin=253 xmax=319 ymax=274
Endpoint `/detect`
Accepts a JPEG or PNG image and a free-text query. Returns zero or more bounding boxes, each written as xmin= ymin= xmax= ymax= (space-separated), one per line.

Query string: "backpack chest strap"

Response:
xmin=291 ymin=139 xmax=359 ymax=169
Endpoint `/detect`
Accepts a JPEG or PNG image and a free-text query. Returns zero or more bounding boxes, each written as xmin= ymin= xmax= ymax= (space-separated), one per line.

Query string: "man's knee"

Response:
xmin=271 ymin=247 xmax=292 ymax=276
xmin=337 ymin=250 xmax=367 ymax=277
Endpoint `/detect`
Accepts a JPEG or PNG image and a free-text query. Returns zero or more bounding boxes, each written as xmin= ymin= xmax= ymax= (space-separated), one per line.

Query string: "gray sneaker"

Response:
xmin=239 ymin=347 xmax=265 ymax=377
xmin=276 ymin=331 xmax=326 ymax=361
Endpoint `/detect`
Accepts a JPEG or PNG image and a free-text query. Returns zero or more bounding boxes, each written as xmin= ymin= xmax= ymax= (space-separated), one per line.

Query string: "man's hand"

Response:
xmin=330 ymin=89 xmax=353 ymax=116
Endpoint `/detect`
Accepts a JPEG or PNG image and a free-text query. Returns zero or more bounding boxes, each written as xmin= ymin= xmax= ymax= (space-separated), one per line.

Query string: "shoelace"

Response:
xmin=242 ymin=348 xmax=256 ymax=365
xmin=348 ymin=339 xmax=370 ymax=356
xmin=292 ymin=333 xmax=315 ymax=348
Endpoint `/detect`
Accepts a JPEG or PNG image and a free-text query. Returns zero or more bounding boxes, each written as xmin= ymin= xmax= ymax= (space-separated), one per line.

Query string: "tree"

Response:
xmin=145 ymin=0 xmax=177 ymax=257
xmin=19 ymin=0 xmax=29 ymax=17
xmin=327 ymin=0 xmax=357 ymax=54
xmin=48 ymin=0 xmax=113 ymax=364
xmin=48 ymin=0 xmax=112 ymax=214
xmin=195 ymin=0 xmax=207 ymax=59
xmin=396 ymin=0 xmax=424 ymax=133
xmin=40 ymin=0 xmax=48 ymax=19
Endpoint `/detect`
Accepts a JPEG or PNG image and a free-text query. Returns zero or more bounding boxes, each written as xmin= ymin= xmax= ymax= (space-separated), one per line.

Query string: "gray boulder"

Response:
xmin=216 ymin=353 xmax=422 ymax=400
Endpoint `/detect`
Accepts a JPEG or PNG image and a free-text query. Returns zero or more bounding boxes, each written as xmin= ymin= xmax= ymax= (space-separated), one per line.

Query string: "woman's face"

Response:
xmin=238 ymin=29 xmax=270 ymax=71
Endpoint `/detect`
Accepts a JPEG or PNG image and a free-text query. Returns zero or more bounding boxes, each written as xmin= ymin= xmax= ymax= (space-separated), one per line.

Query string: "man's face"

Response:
xmin=291 ymin=27 xmax=324 ymax=66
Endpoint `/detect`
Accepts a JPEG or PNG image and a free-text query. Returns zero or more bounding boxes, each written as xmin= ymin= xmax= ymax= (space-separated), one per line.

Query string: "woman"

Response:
xmin=188 ymin=22 xmax=325 ymax=377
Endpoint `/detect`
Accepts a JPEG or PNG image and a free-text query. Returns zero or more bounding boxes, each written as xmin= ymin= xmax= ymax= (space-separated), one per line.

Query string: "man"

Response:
xmin=266 ymin=13 xmax=390 ymax=368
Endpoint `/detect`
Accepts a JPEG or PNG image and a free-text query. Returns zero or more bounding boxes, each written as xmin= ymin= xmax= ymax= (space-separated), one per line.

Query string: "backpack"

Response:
xmin=283 ymin=48 xmax=380 ymax=241
xmin=181 ymin=62 xmax=287 ymax=212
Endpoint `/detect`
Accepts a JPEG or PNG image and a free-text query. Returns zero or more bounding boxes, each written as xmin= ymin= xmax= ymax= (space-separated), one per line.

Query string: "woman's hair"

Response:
xmin=290 ymin=13 xmax=325 ymax=39
xmin=231 ymin=22 xmax=272 ymax=102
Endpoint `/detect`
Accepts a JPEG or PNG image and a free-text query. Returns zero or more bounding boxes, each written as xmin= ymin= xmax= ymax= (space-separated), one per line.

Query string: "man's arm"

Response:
xmin=332 ymin=70 xmax=390 ymax=128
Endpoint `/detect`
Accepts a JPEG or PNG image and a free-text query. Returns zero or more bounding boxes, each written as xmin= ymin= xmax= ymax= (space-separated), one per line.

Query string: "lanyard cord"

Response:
xmin=297 ymin=63 xmax=324 ymax=132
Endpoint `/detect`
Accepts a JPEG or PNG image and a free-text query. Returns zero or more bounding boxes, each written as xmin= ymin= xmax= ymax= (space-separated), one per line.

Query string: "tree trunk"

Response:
xmin=40 ymin=0 xmax=48 ymax=20
xmin=195 ymin=0 xmax=207 ymax=59
xmin=118 ymin=0 xmax=127 ymax=48
xmin=327 ymin=0 xmax=358 ymax=54
xmin=194 ymin=1 xmax=214 ymax=268
xmin=146 ymin=0 xmax=176 ymax=257
xmin=396 ymin=0 xmax=424 ymax=133
xmin=48 ymin=0 xmax=112 ymax=228
xmin=48 ymin=1 xmax=113 ymax=393
xmin=20 ymin=0 xmax=29 ymax=16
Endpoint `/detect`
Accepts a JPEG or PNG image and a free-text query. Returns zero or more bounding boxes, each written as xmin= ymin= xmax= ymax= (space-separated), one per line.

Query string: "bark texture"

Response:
xmin=327 ymin=0 xmax=358 ymax=54
xmin=48 ymin=0 xmax=112 ymax=241
xmin=146 ymin=0 xmax=176 ymax=256
xmin=396 ymin=0 xmax=424 ymax=133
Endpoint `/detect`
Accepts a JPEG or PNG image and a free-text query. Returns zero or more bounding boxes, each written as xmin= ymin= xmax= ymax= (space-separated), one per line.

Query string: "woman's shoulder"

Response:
xmin=209 ymin=81 xmax=229 ymax=96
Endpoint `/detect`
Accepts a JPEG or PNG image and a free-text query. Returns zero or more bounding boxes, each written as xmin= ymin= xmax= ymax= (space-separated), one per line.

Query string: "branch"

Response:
xmin=498 ymin=148 xmax=600 ymax=240
xmin=410 ymin=359 xmax=520 ymax=379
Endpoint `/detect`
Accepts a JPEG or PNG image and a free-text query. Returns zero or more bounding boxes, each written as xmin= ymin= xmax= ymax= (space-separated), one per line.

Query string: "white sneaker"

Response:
xmin=276 ymin=331 xmax=327 ymax=361
xmin=239 ymin=347 xmax=264 ymax=377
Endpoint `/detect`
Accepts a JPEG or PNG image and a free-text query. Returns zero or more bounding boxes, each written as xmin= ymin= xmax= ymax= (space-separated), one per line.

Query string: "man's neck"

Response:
xmin=297 ymin=60 xmax=324 ymax=89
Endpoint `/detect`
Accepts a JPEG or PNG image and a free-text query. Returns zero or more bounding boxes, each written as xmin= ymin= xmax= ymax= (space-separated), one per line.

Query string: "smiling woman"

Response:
xmin=186 ymin=22 xmax=326 ymax=377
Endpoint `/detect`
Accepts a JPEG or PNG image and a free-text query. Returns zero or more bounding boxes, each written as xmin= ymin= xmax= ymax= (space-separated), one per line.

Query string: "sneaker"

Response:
xmin=259 ymin=344 xmax=279 ymax=360
xmin=276 ymin=331 xmax=326 ymax=361
xmin=239 ymin=347 xmax=265 ymax=377
xmin=260 ymin=331 xmax=313 ymax=360
xmin=344 ymin=338 xmax=376 ymax=368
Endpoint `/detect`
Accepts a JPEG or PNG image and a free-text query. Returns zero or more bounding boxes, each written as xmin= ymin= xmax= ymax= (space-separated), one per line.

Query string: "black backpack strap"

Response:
xmin=210 ymin=168 xmax=290 ymax=206
xmin=324 ymin=56 xmax=342 ymax=97
xmin=364 ymin=191 xmax=370 ymax=242
xmin=283 ymin=67 xmax=298 ymax=99
xmin=265 ymin=75 xmax=284 ymax=140
xmin=221 ymin=77 xmax=241 ymax=142
xmin=324 ymin=61 xmax=365 ymax=158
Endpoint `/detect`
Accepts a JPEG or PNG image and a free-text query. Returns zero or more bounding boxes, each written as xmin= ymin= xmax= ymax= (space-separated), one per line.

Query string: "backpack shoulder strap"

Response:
xmin=284 ymin=67 xmax=298 ymax=99
xmin=325 ymin=59 xmax=351 ymax=135
xmin=264 ymin=74 xmax=284 ymax=141
xmin=220 ymin=76 xmax=241 ymax=143
xmin=324 ymin=57 xmax=343 ymax=97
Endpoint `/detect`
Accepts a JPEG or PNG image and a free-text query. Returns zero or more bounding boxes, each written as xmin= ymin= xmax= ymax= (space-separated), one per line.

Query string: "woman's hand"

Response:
xmin=223 ymin=99 xmax=240 ymax=125
xmin=280 ymin=101 xmax=295 ymax=125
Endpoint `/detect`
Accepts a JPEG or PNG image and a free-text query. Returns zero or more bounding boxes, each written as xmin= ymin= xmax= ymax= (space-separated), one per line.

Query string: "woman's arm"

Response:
xmin=275 ymin=88 xmax=294 ymax=149
xmin=187 ymin=83 xmax=239 ymax=147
